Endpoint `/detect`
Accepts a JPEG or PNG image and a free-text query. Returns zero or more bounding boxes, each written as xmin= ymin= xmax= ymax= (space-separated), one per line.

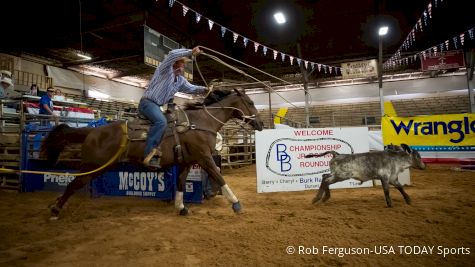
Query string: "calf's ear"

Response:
xmin=400 ymin=144 xmax=412 ymax=153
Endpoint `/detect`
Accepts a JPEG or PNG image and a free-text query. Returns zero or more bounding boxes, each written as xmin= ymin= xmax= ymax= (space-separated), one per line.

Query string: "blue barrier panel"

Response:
xmin=91 ymin=163 xmax=175 ymax=200
xmin=179 ymin=164 xmax=204 ymax=203
xmin=20 ymin=122 xmax=204 ymax=203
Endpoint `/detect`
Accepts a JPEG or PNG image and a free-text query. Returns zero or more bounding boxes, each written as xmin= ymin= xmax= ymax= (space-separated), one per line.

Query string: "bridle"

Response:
xmin=202 ymin=93 xmax=257 ymax=131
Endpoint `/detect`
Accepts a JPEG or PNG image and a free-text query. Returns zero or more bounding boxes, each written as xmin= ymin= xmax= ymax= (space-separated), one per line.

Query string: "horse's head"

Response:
xmin=232 ymin=88 xmax=264 ymax=131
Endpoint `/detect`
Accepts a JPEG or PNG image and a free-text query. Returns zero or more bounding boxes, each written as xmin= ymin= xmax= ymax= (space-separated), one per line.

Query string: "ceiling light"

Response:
xmin=274 ymin=12 xmax=286 ymax=24
xmin=378 ymin=26 xmax=388 ymax=36
xmin=77 ymin=53 xmax=92 ymax=60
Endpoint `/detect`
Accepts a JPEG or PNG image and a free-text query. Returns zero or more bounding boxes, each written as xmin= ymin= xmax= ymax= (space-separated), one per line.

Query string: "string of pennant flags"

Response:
xmin=168 ymin=0 xmax=341 ymax=76
xmin=384 ymin=0 xmax=474 ymax=69
xmin=168 ymin=0 xmax=470 ymax=76
xmin=384 ymin=26 xmax=474 ymax=70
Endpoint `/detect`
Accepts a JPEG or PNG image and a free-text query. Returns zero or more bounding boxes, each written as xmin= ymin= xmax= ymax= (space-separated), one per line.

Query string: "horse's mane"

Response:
xmin=184 ymin=89 xmax=233 ymax=110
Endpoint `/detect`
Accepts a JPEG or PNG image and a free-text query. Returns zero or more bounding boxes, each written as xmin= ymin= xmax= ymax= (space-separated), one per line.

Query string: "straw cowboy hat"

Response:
xmin=176 ymin=57 xmax=192 ymax=64
xmin=0 ymin=70 xmax=13 ymax=87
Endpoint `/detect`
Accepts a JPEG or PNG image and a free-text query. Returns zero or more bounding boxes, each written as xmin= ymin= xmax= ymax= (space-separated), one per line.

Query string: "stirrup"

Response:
xmin=143 ymin=148 xmax=161 ymax=165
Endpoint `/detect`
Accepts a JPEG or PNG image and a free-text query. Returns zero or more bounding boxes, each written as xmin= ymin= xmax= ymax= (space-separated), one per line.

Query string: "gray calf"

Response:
xmin=304 ymin=144 xmax=426 ymax=207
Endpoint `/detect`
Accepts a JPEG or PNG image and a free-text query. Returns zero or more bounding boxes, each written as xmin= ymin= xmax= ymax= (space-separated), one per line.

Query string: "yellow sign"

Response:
xmin=274 ymin=107 xmax=288 ymax=124
xmin=382 ymin=113 xmax=475 ymax=146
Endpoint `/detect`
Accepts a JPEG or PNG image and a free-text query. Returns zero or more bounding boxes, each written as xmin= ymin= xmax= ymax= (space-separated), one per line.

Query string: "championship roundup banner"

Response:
xmin=382 ymin=113 xmax=475 ymax=151
xmin=255 ymin=128 xmax=370 ymax=193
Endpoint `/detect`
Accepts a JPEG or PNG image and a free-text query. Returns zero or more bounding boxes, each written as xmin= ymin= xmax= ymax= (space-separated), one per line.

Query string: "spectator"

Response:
xmin=0 ymin=70 xmax=13 ymax=98
xmin=53 ymin=88 xmax=65 ymax=101
xmin=140 ymin=46 xmax=208 ymax=168
xmin=39 ymin=87 xmax=56 ymax=125
xmin=30 ymin=84 xmax=38 ymax=96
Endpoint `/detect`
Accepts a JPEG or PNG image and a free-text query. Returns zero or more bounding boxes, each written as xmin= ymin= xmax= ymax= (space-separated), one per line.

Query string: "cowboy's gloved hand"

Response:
xmin=192 ymin=46 xmax=202 ymax=57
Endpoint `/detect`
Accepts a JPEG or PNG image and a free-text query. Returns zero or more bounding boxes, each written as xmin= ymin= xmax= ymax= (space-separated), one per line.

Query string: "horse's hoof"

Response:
xmin=311 ymin=197 xmax=319 ymax=204
xmin=232 ymin=201 xmax=241 ymax=214
xmin=49 ymin=204 xmax=61 ymax=217
xmin=179 ymin=207 xmax=189 ymax=216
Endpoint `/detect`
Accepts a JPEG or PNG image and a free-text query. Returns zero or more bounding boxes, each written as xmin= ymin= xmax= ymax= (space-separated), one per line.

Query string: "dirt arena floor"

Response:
xmin=1 ymin=164 xmax=474 ymax=266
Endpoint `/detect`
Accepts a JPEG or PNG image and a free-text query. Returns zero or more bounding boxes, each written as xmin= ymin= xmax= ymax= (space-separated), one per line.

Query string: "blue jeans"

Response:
xmin=139 ymin=98 xmax=167 ymax=156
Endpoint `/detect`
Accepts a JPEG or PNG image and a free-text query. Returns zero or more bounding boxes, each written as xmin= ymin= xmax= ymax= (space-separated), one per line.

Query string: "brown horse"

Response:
xmin=42 ymin=89 xmax=263 ymax=219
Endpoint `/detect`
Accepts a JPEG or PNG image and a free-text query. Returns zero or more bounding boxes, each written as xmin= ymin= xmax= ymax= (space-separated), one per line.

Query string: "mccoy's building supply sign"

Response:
xmin=382 ymin=114 xmax=475 ymax=151
xmin=255 ymin=128 xmax=371 ymax=193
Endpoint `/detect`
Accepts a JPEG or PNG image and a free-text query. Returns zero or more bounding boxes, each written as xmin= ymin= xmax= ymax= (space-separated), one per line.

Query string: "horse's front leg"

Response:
xmin=199 ymin=158 xmax=241 ymax=214
xmin=176 ymin=165 xmax=191 ymax=215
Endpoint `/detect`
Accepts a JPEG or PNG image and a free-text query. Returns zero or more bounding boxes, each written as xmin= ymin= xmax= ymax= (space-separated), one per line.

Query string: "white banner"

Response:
xmin=255 ymin=127 xmax=371 ymax=193
xmin=341 ymin=59 xmax=377 ymax=78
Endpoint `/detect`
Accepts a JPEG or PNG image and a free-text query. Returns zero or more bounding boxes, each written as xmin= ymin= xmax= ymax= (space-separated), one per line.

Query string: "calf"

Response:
xmin=304 ymin=144 xmax=426 ymax=207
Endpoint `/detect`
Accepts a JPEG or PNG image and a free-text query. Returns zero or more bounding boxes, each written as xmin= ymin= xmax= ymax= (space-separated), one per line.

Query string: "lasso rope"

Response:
xmin=195 ymin=46 xmax=301 ymax=109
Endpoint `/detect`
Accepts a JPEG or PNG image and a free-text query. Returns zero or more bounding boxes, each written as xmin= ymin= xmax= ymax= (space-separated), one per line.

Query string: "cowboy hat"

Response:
xmin=0 ymin=70 xmax=13 ymax=87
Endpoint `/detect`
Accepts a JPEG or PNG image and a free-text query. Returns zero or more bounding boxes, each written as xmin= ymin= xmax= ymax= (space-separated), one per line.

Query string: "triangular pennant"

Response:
xmin=233 ymin=32 xmax=238 ymax=43
xmin=208 ymin=20 xmax=214 ymax=30
xmin=423 ymin=12 xmax=428 ymax=26
xmin=221 ymin=26 xmax=226 ymax=37
xmin=469 ymin=29 xmax=474 ymax=40
xmin=317 ymin=64 xmax=322 ymax=72
xmin=460 ymin=33 xmax=465 ymax=46
xmin=329 ymin=66 xmax=332 ymax=74
xmin=418 ymin=19 xmax=423 ymax=32
xmin=169 ymin=0 xmax=174 ymax=8
xmin=311 ymin=62 xmax=315 ymax=69
xmin=281 ymin=53 xmax=285 ymax=62
xmin=182 ymin=6 xmax=189 ymax=16
xmin=304 ymin=60 xmax=308 ymax=69
xmin=243 ymin=37 xmax=248 ymax=47
xmin=195 ymin=13 xmax=201 ymax=23
xmin=428 ymin=3 xmax=432 ymax=18
xmin=324 ymin=65 xmax=327 ymax=74
xmin=296 ymin=58 xmax=301 ymax=66
xmin=273 ymin=50 xmax=278 ymax=60
xmin=453 ymin=36 xmax=458 ymax=49
xmin=439 ymin=43 xmax=444 ymax=52
xmin=445 ymin=40 xmax=449 ymax=50
xmin=263 ymin=46 xmax=268 ymax=56
xmin=254 ymin=42 xmax=259 ymax=52
xmin=289 ymin=56 xmax=294 ymax=65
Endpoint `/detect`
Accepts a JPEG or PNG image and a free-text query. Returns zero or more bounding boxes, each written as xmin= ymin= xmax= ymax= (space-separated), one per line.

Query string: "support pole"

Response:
xmin=378 ymin=36 xmax=385 ymax=116
xmin=297 ymin=43 xmax=310 ymax=128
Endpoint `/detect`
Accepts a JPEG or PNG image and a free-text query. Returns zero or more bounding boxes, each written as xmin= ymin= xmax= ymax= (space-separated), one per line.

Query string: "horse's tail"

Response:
xmin=304 ymin=151 xmax=340 ymax=158
xmin=40 ymin=124 xmax=94 ymax=166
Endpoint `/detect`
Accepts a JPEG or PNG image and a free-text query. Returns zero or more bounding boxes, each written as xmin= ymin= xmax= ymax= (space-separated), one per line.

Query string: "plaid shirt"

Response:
xmin=142 ymin=48 xmax=205 ymax=105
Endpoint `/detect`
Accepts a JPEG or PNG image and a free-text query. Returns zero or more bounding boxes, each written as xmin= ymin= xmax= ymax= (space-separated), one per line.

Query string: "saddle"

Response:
xmin=126 ymin=105 xmax=191 ymax=141
xmin=126 ymin=105 xmax=190 ymax=164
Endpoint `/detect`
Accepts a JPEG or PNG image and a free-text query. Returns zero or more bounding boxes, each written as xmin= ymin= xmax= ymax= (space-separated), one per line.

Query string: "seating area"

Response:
xmin=60 ymin=92 xmax=137 ymax=118
xmin=259 ymin=93 xmax=472 ymax=128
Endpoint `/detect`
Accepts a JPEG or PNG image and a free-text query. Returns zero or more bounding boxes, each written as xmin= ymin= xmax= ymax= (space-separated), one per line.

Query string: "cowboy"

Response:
xmin=139 ymin=46 xmax=208 ymax=168
xmin=0 ymin=70 xmax=14 ymax=98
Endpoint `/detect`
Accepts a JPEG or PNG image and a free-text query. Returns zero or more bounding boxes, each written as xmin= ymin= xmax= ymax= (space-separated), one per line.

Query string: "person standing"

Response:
xmin=30 ymin=84 xmax=38 ymax=96
xmin=139 ymin=46 xmax=208 ymax=168
xmin=0 ymin=70 xmax=13 ymax=98
xmin=39 ymin=87 xmax=56 ymax=125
